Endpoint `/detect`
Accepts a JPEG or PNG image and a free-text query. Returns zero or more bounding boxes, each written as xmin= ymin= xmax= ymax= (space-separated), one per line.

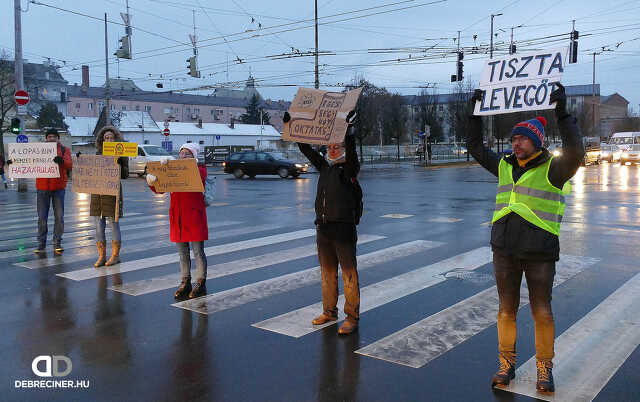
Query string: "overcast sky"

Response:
xmin=2 ymin=0 xmax=639 ymax=112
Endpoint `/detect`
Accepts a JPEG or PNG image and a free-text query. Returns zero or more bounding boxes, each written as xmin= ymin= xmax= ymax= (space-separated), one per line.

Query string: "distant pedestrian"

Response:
xmin=286 ymin=110 xmax=362 ymax=335
xmin=467 ymin=83 xmax=584 ymax=393
xmin=0 ymin=154 xmax=7 ymax=189
xmin=147 ymin=143 xmax=209 ymax=300
xmin=427 ymin=142 xmax=432 ymax=165
xmin=6 ymin=128 xmax=73 ymax=254
xmin=86 ymin=126 xmax=129 ymax=267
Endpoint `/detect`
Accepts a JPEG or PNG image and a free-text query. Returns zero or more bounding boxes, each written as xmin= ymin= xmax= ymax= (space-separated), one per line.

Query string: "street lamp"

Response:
xmin=490 ymin=13 xmax=503 ymax=59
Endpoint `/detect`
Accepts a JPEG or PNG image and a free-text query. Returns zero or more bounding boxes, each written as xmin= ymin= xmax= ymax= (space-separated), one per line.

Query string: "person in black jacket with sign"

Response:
xmin=467 ymin=83 xmax=584 ymax=393
xmin=285 ymin=111 xmax=361 ymax=335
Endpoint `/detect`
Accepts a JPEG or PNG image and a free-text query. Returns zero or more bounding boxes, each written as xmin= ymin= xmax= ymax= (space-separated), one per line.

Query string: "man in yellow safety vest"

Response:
xmin=467 ymin=83 xmax=584 ymax=393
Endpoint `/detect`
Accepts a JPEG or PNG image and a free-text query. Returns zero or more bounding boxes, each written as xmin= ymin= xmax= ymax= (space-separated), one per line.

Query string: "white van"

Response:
xmin=610 ymin=132 xmax=640 ymax=164
xmin=129 ymin=144 xmax=175 ymax=176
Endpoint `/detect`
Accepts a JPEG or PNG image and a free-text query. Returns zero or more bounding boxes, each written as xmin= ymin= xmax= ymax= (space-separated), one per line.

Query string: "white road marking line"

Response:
xmin=381 ymin=214 xmax=414 ymax=219
xmin=110 ymin=234 xmax=385 ymax=296
xmin=172 ymin=240 xmax=443 ymax=315
xmin=252 ymin=247 xmax=492 ymax=338
xmin=13 ymin=220 xmax=245 ymax=269
xmin=427 ymin=217 xmax=463 ymax=223
xmin=502 ymin=272 xmax=640 ymax=401
xmin=57 ymin=229 xmax=316 ymax=280
xmin=355 ymin=255 xmax=600 ymax=368
xmin=0 ymin=211 xmax=141 ymax=225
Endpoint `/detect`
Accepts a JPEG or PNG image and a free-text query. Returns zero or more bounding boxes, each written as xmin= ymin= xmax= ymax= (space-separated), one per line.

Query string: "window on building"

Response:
xmin=135 ymin=105 xmax=140 ymax=111
xmin=194 ymin=108 xmax=200 ymax=115
xmin=121 ymin=105 xmax=127 ymax=111
xmin=199 ymin=140 xmax=204 ymax=145
xmin=186 ymin=107 xmax=191 ymax=114
xmin=110 ymin=104 xmax=115 ymax=110
xmin=88 ymin=103 xmax=93 ymax=110
xmin=164 ymin=108 xmax=171 ymax=114
xmin=438 ymin=105 xmax=444 ymax=112
xmin=144 ymin=140 xmax=149 ymax=144
xmin=144 ymin=105 xmax=151 ymax=112
xmin=571 ymin=98 xmax=577 ymax=106
xmin=214 ymin=109 xmax=224 ymax=120
xmin=75 ymin=103 xmax=80 ymax=109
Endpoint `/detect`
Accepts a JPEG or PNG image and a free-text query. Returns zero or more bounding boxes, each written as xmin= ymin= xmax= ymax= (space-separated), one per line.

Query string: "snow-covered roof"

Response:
xmin=115 ymin=111 xmax=161 ymax=132
xmin=166 ymin=122 xmax=281 ymax=138
xmin=65 ymin=116 xmax=98 ymax=137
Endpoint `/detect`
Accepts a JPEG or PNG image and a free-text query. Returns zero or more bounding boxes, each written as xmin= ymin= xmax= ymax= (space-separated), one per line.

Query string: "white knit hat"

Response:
xmin=179 ymin=142 xmax=200 ymax=158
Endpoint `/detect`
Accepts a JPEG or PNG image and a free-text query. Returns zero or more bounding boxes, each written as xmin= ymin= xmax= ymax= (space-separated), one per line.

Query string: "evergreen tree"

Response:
xmin=240 ymin=94 xmax=270 ymax=124
xmin=37 ymin=102 xmax=67 ymax=130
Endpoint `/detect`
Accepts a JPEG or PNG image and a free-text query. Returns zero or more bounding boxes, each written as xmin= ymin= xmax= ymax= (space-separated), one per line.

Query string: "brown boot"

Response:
xmin=312 ymin=313 xmax=338 ymax=325
xmin=105 ymin=240 xmax=121 ymax=266
xmin=338 ymin=319 xmax=358 ymax=335
xmin=94 ymin=241 xmax=107 ymax=267
xmin=188 ymin=279 xmax=207 ymax=299
xmin=174 ymin=278 xmax=192 ymax=300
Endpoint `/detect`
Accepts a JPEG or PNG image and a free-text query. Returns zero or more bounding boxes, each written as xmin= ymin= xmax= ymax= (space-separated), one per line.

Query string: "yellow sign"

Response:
xmin=103 ymin=142 xmax=138 ymax=157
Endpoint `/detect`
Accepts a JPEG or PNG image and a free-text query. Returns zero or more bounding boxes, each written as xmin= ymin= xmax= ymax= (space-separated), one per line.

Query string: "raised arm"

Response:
xmin=466 ymin=90 xmax=501 ymax=177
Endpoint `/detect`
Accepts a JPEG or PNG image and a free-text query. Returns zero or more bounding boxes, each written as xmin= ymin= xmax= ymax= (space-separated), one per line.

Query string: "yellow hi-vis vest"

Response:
xmin=492 ymin=157 xmax=571 ymax=236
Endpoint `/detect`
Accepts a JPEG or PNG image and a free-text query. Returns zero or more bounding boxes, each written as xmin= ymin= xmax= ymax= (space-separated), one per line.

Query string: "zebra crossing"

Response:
xmin=2 ymin=201 xmax=638 ymax=400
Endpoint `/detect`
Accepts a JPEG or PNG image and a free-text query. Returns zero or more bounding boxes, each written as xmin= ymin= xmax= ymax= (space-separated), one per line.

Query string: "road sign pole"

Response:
xmin=14 ymin=0 xmax=27 ymax=192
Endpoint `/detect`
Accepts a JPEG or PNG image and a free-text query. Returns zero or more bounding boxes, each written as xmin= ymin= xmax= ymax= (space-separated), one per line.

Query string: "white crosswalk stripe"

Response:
xmin=252 ymin=247 xmax=491 ymax=338
xmin=502 ymin=272 xmax=640 ymax=401
xmin=1 ymin=213 xmax=159 ymax=234
xmin=13 ymin=220 xmax=249 ymax=269
xmin=0 ymin=210 xmax=135 ymax=225
xmin=110 ymin=234 xmax=385 ymax=296
xmin=172 ymin=240 xmax=444 ymax=315
xmin=57 ymin=229 xmax=316 ymax=281
xmin=354 ymin=255 xmax=600 ymax=368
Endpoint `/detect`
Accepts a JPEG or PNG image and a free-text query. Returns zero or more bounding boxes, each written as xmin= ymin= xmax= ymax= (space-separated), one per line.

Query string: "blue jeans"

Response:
xmin=37 ymin=189 xmax=65 ymax=247
xmin=95 ymin=216 xmax=121 ymax=242
xmin=176 ymin=241 xmax=207 ymax=281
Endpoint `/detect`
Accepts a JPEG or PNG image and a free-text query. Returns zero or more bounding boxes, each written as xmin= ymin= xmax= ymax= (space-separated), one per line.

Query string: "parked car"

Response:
xmin=223 ymin=151 xmax=308 ymax=179
xmin=129 ymin=144 xmax=175 ymax=176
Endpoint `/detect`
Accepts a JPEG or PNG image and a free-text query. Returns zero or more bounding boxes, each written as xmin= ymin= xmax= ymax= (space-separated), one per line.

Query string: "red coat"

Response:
xmin=150 ymin=165 xmax=208 ymax=243
xmin=36 ymin=143 xmax=73 ymax=191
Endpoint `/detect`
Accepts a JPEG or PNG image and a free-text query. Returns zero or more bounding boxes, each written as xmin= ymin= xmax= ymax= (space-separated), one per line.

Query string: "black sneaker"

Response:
xmin=492 ymin=355 xmax=516 ymax=386
xmin=188 ymin=279 xmax=206 ymax=299
xmin=54 ymin=245 xmax=64 ymax=255
xmin=536 ymin=360 xmax=554 ymax=392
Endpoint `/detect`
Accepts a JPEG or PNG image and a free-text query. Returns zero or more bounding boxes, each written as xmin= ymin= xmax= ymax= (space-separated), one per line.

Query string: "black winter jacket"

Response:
xmin=298 ymin=135 xmax=360 ymax=240
xmin=467 ymin=114 xmax=584 ymax=261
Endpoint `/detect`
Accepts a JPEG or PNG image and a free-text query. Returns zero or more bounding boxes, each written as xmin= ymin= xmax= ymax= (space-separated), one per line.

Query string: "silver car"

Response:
xmin=129 ymin=145 xmax=175 ymax=176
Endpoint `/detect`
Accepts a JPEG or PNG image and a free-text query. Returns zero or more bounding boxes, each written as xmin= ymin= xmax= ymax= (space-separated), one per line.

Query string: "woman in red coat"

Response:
xmin=147 ymin=143 xmax=208 ymax=300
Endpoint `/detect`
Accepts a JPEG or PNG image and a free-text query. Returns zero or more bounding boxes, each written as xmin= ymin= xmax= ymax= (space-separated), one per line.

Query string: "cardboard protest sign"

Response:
xmin=103 ymin=142 xmax=138 ymax=157
xmin=72 ymin=155 xmax=120 ymax=196
xmin=282 ymin=87 xmax=363 ymax=145
xmin=146 ymin=159 xmax=204 ymax=193
xmin=473 ymin=47 xmax=568 ymax=116
xmin=7 ymin=142 xmax=60 ymax=178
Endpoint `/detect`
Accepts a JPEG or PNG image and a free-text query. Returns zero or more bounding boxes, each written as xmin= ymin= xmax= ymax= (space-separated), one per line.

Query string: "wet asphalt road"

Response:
xmin=0 ymin=162 xmax=638 ymax=402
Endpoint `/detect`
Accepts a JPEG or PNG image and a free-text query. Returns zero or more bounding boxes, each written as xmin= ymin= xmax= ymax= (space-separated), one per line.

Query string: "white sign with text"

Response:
xmin=473 ymin=47 xmax=569 ymax=116
xmin=7 ymin=142 xmax=60 ymax=178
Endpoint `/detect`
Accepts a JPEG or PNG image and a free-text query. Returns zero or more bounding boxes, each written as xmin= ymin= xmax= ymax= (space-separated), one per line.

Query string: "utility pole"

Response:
xmin=104 ymin=13 xmax=111 ymax=126
xmin=314 ymin=0 xmax=319 ymax=89
xmin=14 ymin=0 xmax=27 ymax=192
xmin=592 ymin=52 xmax=597 ymax=137
xmin=490 ymin=13 xmax=503 ymax=59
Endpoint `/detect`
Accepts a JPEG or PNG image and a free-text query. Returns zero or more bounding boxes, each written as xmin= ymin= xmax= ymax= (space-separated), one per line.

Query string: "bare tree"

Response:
xmin=415 ymin=89 xmax=445 ymax=143
xmin=345 ymin=75 xmax=388 ymax=161
xmin=0 ymin=53 xmax=16 ymax=158
xmin=381 ymin=93 xmax=407 ymax=160
xmin=447 ymin=80 xmax=475 ymax=144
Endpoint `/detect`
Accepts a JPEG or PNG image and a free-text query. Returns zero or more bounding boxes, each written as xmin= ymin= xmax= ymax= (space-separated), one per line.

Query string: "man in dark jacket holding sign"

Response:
xmin=466 ymin=83 xmax=584 ymax=393
xmin=284 ymin=111 xmax=361 ymax=335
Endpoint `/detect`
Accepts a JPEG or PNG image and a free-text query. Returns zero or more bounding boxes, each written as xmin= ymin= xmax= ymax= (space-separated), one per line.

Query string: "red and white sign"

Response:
xmin=163 ymin=128 xmax=170 ymax=136
xmin=14 ymin=90 xmax=30 ymax=106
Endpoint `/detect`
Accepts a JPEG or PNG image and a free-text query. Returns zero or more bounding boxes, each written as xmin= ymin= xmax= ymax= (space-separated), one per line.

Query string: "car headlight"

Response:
xmin=621 ymin=153 xmax=629 ymax=158
xmin=553 ymin=150 xmax=561 ymax=157
xmin=295 ymin=163 xmax=303 ymax=168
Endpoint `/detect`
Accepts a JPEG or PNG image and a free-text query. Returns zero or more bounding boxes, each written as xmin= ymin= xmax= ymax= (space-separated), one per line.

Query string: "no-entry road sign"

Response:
xmin=163 ymin=128 xmax=170 ymax=136
xmin=14 ymin=90 xmax=29 ymax=106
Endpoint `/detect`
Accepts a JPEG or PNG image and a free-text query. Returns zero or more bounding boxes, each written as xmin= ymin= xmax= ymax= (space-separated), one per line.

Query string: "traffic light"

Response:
xmin=570 ymin=30 xmax=579 ymax=64
xmin=457 ymin=61 xmax=463 ymax=81
xmin=187 ymin=56 xmax=200 ymax=78
xmin=510 ymin=44 xmax=517 ymax=54
xmin=10 ymin=117 xmax=21 ymax=134
xmin=114 ymin=35 xmax=132 ymax=59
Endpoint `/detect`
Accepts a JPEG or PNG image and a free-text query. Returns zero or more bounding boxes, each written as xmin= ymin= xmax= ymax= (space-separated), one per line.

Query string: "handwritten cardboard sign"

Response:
xmin=283 ymin=87 xmax=363 ymax=145
xmin=146 ymin=159 xmax=204 ymax=193
xmin=7 ymin=142 xmax=60 ymax=178
xmin=473 ymin=47 xmax=568 ymax=116
xmin=103 ymin=142 xmax=138 ymax=157
xmin=72 ymin=155 xmax=120 ymax=196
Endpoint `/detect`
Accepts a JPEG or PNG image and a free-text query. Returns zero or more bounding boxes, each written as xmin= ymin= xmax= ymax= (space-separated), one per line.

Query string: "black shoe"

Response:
xmin=34 ymin=245 xmax=46 ymax=254
xmin=3 ymin=183 xmax=7 ymax=189
xmin=188 ymin=279 xmax=206 ymax=299
xmin=54 ymin=245 xmax=64 ymax=255
xmin=492 ymin=355 xmax=516 ymax=387
xmin=174 ymin=278 xmax=192 ymax=300
xmin=536 ymin=360 xmax=554 ymax=392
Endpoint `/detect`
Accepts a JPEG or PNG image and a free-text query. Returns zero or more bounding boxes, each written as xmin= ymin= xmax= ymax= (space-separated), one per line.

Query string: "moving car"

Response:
xmin=619 ymin=145 xmax=640 ymax=165
xmin=223 ymin=151 xmax=308 ymax=179
xmin=129 ymin=144 xmax=175 ymax=176
xmin=600 ymin=144 xmax=620 ymax=163
xmin=582 ymin=137 xmax=601 ymax=165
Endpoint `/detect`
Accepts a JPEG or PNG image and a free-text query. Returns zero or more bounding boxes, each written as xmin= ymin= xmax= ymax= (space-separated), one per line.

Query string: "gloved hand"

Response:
xmin=146 ymin=174 xmax=157 ymax=186
xmin=550 ymin=82 xmax=568 ymax=119
xmin=5 ymin=159 xmax=12 ymax=165
xmin=53 ymin=156 xmax=63 ymax=164
xmin=471 ymin=89 xmax=484 ymax=104
xmin=160 ymin=158 xmax=169 ymax=165
xmin=283 ymin=111 xmax=291 ymax=123
xmin=76 ymin=151 xmax=82 ymax=158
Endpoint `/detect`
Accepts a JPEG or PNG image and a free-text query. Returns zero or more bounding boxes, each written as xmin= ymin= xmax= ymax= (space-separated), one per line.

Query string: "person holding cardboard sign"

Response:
xmin=147 ymin=143 xmax=209 ymax=300
xmin=287 ymin=110 xmax=363 ymax=335
xmin=466 ymin=83 xmax=584 ymax=393
xmin=86 ymin=126 xmax=129 ymax=267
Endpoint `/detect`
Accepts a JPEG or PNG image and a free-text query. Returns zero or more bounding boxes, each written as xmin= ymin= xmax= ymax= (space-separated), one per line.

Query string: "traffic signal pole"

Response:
xmin=14 ymin=0 xmax=27 ymax=192
xmin=104 ymin=13 xmax=111 ymax=126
